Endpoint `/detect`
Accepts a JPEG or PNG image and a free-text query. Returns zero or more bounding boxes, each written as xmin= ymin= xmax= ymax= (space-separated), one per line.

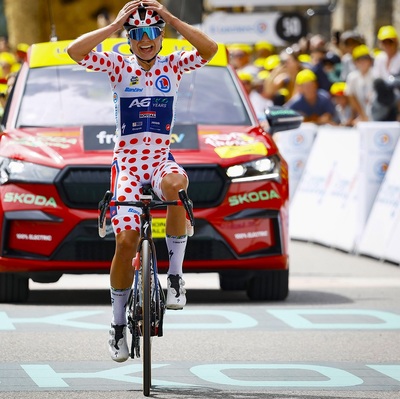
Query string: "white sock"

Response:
xmin=110 ymin=287 xmax=130 ymax=326
xmin=166 ymin=234 xmax=187 ymax=276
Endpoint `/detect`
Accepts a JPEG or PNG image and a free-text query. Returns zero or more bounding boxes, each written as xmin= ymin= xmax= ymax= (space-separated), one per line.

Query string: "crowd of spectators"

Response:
xmin=0 ymin=36 xmax=28 ymax=117
xmin=1 ymin=24 xmax=400 ymax=126
xmin=231 ymin=25 xmax=400 ymax=126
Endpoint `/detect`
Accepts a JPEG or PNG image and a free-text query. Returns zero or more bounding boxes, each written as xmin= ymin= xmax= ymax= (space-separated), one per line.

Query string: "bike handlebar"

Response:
xmin=98 ymin=189 xmax=195 ymax=238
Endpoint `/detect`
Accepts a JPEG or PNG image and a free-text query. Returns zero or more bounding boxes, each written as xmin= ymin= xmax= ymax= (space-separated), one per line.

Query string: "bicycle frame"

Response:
xmin=98 ymin=185 xmax=194 ymax=396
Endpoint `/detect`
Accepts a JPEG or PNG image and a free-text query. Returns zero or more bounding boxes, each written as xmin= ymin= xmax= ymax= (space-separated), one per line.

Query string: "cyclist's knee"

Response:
xmin=161 ymin=173 xmax=188 ymax=200
xmin=115 ymin=230 xmax=139 ymax=257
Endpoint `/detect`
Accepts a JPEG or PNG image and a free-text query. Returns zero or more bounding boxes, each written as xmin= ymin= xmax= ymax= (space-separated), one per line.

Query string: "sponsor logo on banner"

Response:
xmin=292 ymin=133 xmax=305 ymax=145
xmin=374 ymin=131 xmax=392 ymax=147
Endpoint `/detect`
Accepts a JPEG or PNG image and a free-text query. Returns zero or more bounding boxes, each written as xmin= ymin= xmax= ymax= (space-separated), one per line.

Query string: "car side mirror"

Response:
xmin=265 ymin=106 xmax=303 ymax=134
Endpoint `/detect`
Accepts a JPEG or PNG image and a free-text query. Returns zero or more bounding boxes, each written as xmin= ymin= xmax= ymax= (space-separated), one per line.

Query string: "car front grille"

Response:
xmin=50 ymin=219 xmax=235 ymax=262
xmin=55 ymin=164 xmax=229 ymax=209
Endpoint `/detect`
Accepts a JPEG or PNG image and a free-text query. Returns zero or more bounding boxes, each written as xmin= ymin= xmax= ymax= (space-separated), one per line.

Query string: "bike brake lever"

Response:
xmin=98 ymin=190 xmax=113 ymax=238
xmin=178 ymin=189 xmax=195 ymax=227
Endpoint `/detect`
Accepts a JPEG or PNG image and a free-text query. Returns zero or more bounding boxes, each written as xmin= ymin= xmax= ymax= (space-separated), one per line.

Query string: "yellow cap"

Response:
xmin=0 ymin=52 xmax=16 ymax=65
xmin=0 ymin=83 xmax=7 ymax=94
xmin=16 ymin=43 xmax=29 ymax=53
xmin=352 ymin=44 xmax=372 ymax=60
xmin=264 ymin=54 xmax=280 ymax=71
xmin=237 ymin=71 xmax=253 ymax=82
xmin=278 ymin=88 xmax=289 ymax=99
xmin=253 ymin=57 xmax=266 ymax=68
xmin=257 ymin=70 xmax=270 ymax=81
xmin=227 ymin=43 xmax=253 ymax=54
xmin=330 ymin=82 xmax=347 ymax=96
xmin=295 ymin=69 xmax=317 ymax=85
xmin=298 ymin=53 xmax=312 ymax=64
xmin=377 ymin=25 xmax=398 ymax=41
xmin=254 ymin=41 xmax=275 ymax=53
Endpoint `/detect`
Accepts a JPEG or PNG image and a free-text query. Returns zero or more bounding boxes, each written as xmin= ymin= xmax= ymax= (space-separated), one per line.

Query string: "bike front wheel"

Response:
xmin=141 ymin=239 xmax=152 ymax=396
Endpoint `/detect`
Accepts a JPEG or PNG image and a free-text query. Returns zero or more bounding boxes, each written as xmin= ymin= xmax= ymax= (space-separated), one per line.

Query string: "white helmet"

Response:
xmin=124 ymin=5 xmax=165 ymax=30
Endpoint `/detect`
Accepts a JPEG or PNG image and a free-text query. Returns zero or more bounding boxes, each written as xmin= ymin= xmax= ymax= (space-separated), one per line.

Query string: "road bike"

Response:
xmin=98 ymin=185 xmax=194 ymax=396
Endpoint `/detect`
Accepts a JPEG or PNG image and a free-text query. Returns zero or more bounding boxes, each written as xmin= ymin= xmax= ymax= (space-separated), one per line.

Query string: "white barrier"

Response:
xmin=289 ymin=126 xmax=359 ymax=251
xmin=357 ymin=122 xmax=400 ymax=247
xmin=273 ymin=123 xmax=317 ymax=201
xmin=288 ymin=122 xmax=400 ymax=255
xmin=358 ymin=132 xmax=400 ymax=262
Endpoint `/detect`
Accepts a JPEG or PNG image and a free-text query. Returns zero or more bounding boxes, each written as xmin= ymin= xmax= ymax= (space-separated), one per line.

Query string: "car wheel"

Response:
xmin=0 ymin=273 xmax=29 ymax=303
xmin=219 ymin=272 xmax=247 ymax=291
xmin=246 ymin=269 xmax=289 ymax=301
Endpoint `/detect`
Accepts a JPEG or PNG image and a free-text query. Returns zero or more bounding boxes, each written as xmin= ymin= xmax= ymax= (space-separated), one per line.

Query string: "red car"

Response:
xmin=0 ymin=38 xmax=301 ymax=303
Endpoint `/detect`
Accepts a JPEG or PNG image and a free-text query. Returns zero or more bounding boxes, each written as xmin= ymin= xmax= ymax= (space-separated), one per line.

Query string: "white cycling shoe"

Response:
xmin=108 ymin=324 xmax=129 ymax=362
xmin=166 ymin=274 xmax=186 ymax=310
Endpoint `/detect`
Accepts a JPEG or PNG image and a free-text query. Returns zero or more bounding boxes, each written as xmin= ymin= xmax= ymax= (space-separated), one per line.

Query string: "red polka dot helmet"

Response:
xmin=124 ymin=5 xmax=165 ymax=30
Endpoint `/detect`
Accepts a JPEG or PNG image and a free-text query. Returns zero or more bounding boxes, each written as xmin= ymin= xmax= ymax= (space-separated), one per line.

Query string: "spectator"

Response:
xmin=345 ymin=44 xmax=375 ymax=121
xmin=0 ymin=36 xmax=10 ymax=53
xmin=0 ymin=52 xmax=17 ymax=84
xmin=309 ymin=34 xmax=327 ymax=53
xmin=285 ymin=69 xmax=337 ymax=125
xmin=0 ymin=83 xmax=7 ymax=118
xmin=237 ymin=70 xmax=253 ymax=95
xmin=253 ymin=41 xmax=275 ymax=70
xmin=238 ymin=70 xmax=273 ymax=123
xmin=370 ymin=77 xmax=399 ymax=121
xmin=264 ymin=46 xmax=303 ymax=104
xmin=310 ymin=45 xmax=333 ymax=92
xmin=227 ymin=43 xmax=258 ymax=77
xmin=322 ymin=51 xmax=342 ymax=83
xmin=339 ymin=30 xmax=364 ymax=80
xmin=330 ymin=82 xmax=356 ymax=126
xmin=264 ymin=54 xmax=281 ymax=72
xmin=373 ymin=25 xmax=400 ymax=79
xmin=15 ymin=43 xmax=29 ymax=64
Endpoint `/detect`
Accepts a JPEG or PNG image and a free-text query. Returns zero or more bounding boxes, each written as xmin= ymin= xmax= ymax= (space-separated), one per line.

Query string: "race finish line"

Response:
xmin=0 ymin=362 xmax=399 ymax=391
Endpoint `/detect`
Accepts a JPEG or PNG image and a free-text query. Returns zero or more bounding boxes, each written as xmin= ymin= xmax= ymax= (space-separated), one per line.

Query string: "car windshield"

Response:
xmin=16 ymin=64 xmax=251 ymax=128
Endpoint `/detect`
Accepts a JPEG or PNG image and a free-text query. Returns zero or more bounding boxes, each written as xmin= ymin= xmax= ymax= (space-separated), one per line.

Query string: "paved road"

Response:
xmin=1 ymin=241 xmax=400 ymax=399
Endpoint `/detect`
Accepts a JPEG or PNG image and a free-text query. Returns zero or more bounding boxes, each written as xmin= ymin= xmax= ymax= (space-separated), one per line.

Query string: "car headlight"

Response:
xmin=0 ymin=157 xmax=59 ymax=184
xmin=226 ymin=155 xmax=281 ymax=183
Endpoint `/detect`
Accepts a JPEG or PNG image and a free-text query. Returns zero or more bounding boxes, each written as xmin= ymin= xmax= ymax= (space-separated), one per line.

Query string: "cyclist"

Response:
xmin=67 ymin=0 xmax=217 ymax=362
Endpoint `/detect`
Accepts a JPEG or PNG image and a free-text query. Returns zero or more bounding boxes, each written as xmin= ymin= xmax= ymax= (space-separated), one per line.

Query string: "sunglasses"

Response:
xmin=128 ymin=26 xmax=162 ymax=41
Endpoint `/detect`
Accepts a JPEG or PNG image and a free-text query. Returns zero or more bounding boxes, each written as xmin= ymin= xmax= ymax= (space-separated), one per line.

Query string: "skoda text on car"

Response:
xmin=0 ymin=38 xmax=301 ymax=303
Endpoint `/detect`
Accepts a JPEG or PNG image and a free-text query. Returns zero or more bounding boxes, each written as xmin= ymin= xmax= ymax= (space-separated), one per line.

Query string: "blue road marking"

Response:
xmin=21 ymin=364 xmax=196 ymax=388
xmin=190 ymin=364 xmax=364 ymax=387
xmin=367 ymin=365 xmax=400 ymax=382
xmin=164 ymin=309 xmax=258 ymax=329
xmin=268 ymin=309 xmax=400 ymax=329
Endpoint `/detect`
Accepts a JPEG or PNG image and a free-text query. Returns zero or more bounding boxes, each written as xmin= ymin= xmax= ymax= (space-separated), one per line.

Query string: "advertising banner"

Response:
xmin=202 ymin=12 xmax=288 ymax=45
xmin=358 ymin=136 xmax=400 ymax=262
xmin=273 ymin=123 xmax=317 ymax=201
xmin=356 ymin=122 xmax=400 ymax=247
xmin=289 ymin=127 xmax=360 ymax=252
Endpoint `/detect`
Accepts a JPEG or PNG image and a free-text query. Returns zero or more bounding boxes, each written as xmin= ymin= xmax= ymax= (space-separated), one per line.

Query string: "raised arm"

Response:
xmin=142 ymin=0 xmax=218 ymax=61
xmin=67 ymin=2 xmax=139 ymax=62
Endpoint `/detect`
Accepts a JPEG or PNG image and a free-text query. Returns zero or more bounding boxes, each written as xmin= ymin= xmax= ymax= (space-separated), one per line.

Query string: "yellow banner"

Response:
xmin=29 ymin=38 xmax=227 ymax=68
xmin=215 ymin=142 xmax=267 ymax=158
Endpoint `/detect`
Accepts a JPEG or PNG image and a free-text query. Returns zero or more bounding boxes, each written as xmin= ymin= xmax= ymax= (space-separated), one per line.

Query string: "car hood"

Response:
xmin=0 ymin=125 xmax=277 ymax=169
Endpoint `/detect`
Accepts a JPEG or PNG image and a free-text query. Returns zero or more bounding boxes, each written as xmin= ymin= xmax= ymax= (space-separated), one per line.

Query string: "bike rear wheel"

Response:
xmin=141 ymin=240 xmax=152 ymax=396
